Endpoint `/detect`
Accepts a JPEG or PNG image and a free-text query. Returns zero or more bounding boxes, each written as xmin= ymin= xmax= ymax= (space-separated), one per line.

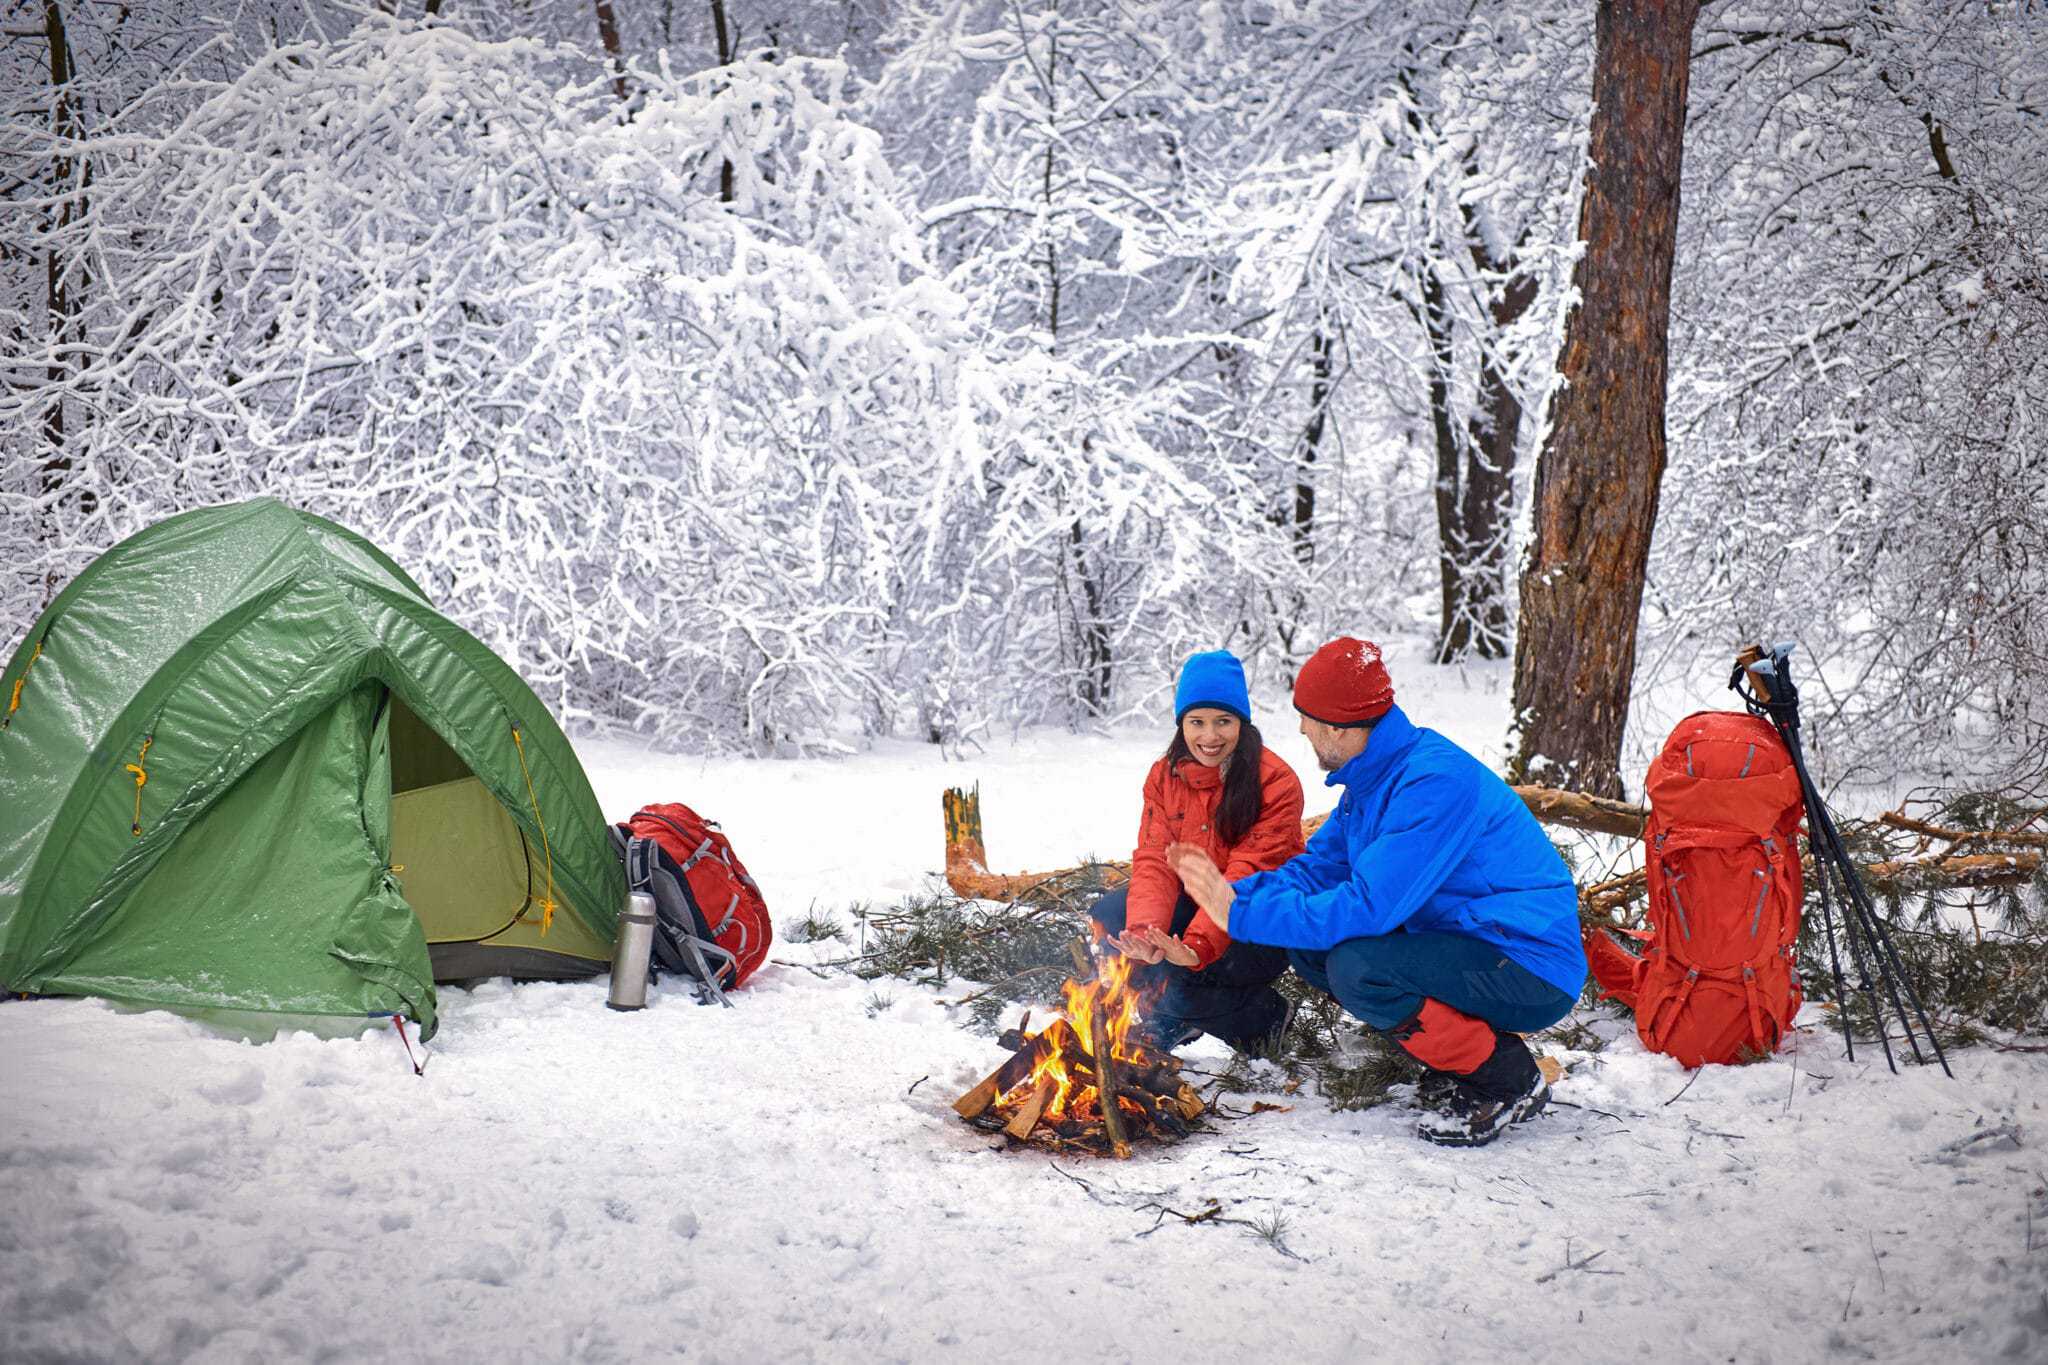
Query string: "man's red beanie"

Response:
xmin=1293 ymin=637 xmax=1396 ymax=726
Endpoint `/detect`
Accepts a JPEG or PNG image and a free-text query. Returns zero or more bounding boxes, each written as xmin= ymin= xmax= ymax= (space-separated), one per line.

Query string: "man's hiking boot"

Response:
xmin=1414 ymin=1032 xmax=1549 ymax=1148
xmin=1407 ymin=1068 xmax=1459 ymax=1110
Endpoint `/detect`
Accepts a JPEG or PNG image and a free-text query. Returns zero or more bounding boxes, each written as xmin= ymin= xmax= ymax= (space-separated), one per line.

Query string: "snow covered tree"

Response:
xmin=1643 ymin=0 xmax=2048 ymax=781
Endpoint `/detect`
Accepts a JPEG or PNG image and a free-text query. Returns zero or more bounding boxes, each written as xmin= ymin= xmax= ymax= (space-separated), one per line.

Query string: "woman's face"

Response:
xmin=1180 ymin=707 xmax=1242 ymax=767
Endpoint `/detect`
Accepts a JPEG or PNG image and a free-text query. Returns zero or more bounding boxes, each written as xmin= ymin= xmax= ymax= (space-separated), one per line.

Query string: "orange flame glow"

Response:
xmin=1005 ymin=952 xmax=1164 ymax=1126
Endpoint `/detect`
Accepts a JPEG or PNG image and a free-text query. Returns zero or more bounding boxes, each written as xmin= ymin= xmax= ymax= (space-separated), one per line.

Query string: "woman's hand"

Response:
xmin=1108 ymin=925 xmax=1200 ymax=968
xmin=1108 ymin=928 xmax=1166 ymax=964
xmin=1139 ymin=925 xmax=1200 ymax=968
xmin=1166 ymin=841 xmax=1234 ymax=932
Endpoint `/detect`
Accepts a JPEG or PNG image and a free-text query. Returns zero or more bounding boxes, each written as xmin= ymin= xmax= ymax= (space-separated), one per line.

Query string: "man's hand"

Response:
xmin=1166 ymin=841 xmax=1233 ymax=932
xmin=1109 ymin=924 xmax=1198 ymax=968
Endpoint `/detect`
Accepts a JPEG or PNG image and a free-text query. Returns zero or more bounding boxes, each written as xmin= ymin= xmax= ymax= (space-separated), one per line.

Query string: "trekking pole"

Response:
xmin=1731 ymin=644 xmax=1953 ymax=1078
xmin=1784 ymin=734 xmax=1906 ymax=1072
xmin=1730 ymin=647 xmax=1857 ymax=1063
xmin=1743 ymin=648 xmax=1941 ymax=1074
xmin=1803 ymin=776 xmax=1951 ymax=1075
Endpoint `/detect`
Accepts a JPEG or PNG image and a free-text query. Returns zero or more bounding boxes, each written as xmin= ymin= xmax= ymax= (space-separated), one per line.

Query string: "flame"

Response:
xmin=1003 ymin=951 xmax=1163 ymax=1125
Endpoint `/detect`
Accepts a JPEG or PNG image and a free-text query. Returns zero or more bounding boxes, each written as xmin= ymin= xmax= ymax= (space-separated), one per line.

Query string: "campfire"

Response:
xmin=953 ymin=943 xmax=1206 ymax=1158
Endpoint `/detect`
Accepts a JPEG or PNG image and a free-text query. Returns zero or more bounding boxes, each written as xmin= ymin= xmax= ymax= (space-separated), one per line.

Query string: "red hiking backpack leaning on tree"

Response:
xmin=611 ymin=803 xmax=772 ymax=1006
xmin=1586 ymin=712 xmax=1806 ymax=1067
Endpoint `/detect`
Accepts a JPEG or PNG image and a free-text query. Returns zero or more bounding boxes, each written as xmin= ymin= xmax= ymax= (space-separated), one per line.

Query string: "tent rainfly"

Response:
xmin=0 ymin=499 xmax=624 ymax=1038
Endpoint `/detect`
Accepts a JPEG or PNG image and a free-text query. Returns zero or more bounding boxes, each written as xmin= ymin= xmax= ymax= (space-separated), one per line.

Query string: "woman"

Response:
xmin=1089 ymin=650 xmax=1306 ymax=1050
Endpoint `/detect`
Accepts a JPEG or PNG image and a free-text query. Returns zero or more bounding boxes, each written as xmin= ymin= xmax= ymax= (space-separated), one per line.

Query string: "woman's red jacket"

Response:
xmin=1126 ymin=746 xmax=1306 ymax=969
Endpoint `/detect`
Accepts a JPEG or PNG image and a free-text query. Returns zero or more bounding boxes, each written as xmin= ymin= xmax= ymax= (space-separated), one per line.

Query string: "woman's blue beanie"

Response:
xmin=1174 ymin=650 xmax=1251 ymax=722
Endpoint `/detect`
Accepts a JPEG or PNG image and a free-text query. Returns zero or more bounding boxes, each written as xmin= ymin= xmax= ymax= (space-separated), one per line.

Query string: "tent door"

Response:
xmin=382 ymin=695 xmax=609 ymax=981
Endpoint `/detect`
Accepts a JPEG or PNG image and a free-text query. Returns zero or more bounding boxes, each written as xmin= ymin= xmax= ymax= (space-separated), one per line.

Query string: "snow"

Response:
xmin=5 ymin=666 xmax=2047 ymax=1363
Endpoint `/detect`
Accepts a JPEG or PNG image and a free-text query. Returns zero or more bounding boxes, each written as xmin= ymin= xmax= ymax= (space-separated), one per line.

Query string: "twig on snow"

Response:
xmin=1926 ymin=1121 xmax=2024 ymax=1164
xmin=1134 ymin=1199 xmax=1309 ymax=1262
xmin=1535 ymin=1238 xmax=1622 ymax=1284
xmin=1045 ymin=1159 xmax=1117 ymax=1206
xmin=1550 ymin=1099 xmax=1629 ymax=1124
xmin=1663 ymin=1068 xmax=1702 ymax=1106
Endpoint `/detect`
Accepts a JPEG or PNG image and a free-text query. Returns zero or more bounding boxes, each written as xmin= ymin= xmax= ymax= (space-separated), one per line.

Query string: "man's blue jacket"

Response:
xmin=1230 ymin=705 xmax=1587 ymax=998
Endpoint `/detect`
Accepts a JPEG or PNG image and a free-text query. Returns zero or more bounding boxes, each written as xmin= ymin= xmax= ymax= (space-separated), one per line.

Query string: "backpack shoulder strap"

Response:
xmin=622 ymin=834 xmax=736 ymax=1008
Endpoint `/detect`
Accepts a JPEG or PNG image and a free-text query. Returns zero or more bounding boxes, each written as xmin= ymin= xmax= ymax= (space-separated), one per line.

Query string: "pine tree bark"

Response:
xmin=1509 ymin=0 xmax=1701 ymax=797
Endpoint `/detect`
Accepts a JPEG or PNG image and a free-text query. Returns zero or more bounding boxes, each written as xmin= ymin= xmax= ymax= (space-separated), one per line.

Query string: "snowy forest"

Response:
xmin=6 ymin=0 xmax=2044 ymax=785
xmin=11 ymin=6 xmax=2048 ymax=1360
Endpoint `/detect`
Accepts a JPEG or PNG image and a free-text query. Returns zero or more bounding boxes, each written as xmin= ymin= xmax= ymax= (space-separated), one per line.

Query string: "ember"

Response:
xmin=953 ymin=943 xmax=1206 ymax=1158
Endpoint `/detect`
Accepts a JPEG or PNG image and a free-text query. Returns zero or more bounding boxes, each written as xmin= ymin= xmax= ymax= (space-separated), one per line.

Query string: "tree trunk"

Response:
xmin=1067 ymin=515 xmax=1113 ymax=714
xmin=1422 ymin=263 xmax=1471 ymax=658
xmin=1508 ymin=0 xmax=1700 ymax=797
xmin=592 ymin=0 xmax=630 ymax=104
xmin=1424 ymin=258 xmax=1518 ymax=665
xmin=40 ymin=1 xmax=89 ymax=522
xmin=709 ymin=0 xmax=735 ymax=201
xmin=1438 ymin=235 xmax=1536 ymax=663
xmin=1036 ymin=20 xmax=1109 ymax=716
xmin=1298 ymin=320 xmax=1328 ymax=569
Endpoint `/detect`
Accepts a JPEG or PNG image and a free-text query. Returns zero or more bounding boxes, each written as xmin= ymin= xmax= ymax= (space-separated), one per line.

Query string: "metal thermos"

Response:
xmin=607 ymin=891 xmax=657 ymax=1011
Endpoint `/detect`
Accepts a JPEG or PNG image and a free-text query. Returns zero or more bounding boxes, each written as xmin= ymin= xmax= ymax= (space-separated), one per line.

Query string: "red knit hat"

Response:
xmin=1294 ymin=637 xmax=1395 ymax=726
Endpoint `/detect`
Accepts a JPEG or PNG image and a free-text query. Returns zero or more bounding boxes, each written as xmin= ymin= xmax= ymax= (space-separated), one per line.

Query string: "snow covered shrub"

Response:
xmin=0 ymin=19 xmax=1062 ymax=747
xmin=1646 ymin=2 xmax=2048 ymax=782
xmin=3 ymin=12 xmax=1336 ymax=749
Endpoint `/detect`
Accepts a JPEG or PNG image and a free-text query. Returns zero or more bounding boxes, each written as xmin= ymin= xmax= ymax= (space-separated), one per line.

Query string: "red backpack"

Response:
xmin=616 ymin=803 xmax=772 ymax=995
xmin=1587 ymin=712 xmax=1806 ymax=1066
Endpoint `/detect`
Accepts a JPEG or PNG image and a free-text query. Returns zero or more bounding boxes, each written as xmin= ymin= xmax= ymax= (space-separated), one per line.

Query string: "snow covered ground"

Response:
xmin=5 ymin=658 xmax=2046 ymax=1363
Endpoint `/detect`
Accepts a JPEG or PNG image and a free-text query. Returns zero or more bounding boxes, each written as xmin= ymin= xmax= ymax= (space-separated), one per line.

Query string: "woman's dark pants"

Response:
xmin=1087 ymin=886 xmax=1291 ymax=1049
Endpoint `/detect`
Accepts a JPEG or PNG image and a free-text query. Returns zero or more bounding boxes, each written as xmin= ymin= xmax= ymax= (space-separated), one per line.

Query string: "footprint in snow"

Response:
xmin=197 ymin=1067 xmax=265 ymax=1106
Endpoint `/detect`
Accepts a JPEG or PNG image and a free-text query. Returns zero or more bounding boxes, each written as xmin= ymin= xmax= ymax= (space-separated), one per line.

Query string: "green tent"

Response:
xmin=0 ymin=499 xmax=623 ymax=1038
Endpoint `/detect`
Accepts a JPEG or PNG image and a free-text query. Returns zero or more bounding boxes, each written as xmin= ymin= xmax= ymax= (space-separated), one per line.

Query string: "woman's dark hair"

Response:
xmin=1165 ymin=715 xmax=1265 ymax=847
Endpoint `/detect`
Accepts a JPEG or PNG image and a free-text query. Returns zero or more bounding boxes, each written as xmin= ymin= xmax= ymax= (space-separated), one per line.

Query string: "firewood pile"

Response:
xmin=954 ymin=941 xmax=1206 ymax=1159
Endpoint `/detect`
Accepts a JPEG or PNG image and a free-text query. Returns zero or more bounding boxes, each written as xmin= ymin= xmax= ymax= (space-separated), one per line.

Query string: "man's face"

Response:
xmin=1298 ymin=713 xmax=1369 ymax=772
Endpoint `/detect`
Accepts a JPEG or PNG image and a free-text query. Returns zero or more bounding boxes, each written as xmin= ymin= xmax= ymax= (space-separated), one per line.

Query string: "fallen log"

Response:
xmin=1864 ymin=849 xmax=2042 ymax=894
xmin=1877 ymin=809 xmax=2048 ymax=850
xmin=1508 ymin=785 xmax=1648 ymax=839
xmin=942 ymin=782 xmax=1650 ymax=902
xmin=951 ymin=782 xmax=2040 ymax=921
xmin=1580 ymin=849 xmax=2042 ymax=934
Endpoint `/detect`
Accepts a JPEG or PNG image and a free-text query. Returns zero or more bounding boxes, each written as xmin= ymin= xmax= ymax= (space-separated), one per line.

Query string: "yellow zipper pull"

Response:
xmin=4 ymin=637 xmax=45 ymax=730
xmin=125 ymin=735 xmax=153 ymax=836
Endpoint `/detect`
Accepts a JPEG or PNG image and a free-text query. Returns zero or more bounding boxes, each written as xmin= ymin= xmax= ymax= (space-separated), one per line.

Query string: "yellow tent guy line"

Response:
xmin=509 ymin=725 xmax=559 ymax=934
xmin=4 ymin=637 xmax=43 ymax=729
xmin=125 ymin=735 xmax=153 ymax=836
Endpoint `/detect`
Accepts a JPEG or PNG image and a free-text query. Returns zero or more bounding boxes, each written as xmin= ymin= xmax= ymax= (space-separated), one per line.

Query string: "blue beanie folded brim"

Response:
xmin=1175 ymin=650 xmax=1251 ymax=722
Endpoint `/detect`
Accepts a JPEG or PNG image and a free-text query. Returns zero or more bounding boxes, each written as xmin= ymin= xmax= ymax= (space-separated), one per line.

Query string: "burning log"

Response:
xmin=955 ymin=951 xmax=1206 ymax=1159
xmin=1086 ymin=996 xmax=1131 ymax=1159
xmin=1004 ymin=1076 xmax=1057 ymax=1141
xmin=954 ymin=1027 xmax=1042 ymax=1121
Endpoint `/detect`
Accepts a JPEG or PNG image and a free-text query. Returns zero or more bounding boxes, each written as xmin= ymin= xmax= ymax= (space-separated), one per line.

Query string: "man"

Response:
xmin=1167 ymin=637 xmax=1586 ymax=1148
